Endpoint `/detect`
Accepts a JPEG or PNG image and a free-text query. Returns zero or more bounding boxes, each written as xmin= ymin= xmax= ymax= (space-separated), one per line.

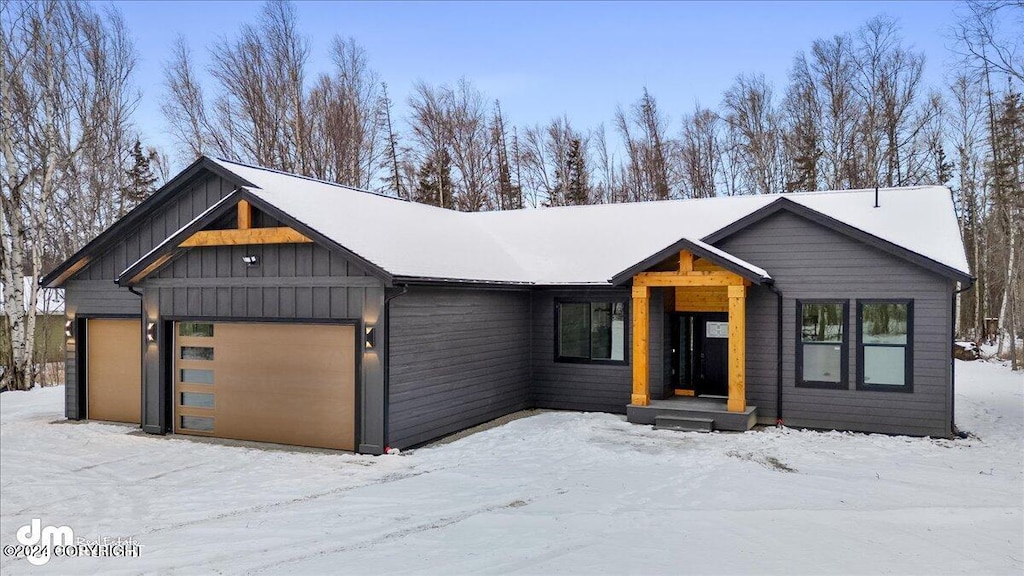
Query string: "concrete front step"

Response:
xmin=654 ymin=415 xmax=715 ymax=432
xmin=627 ymin=401 xmax=758 ymax=431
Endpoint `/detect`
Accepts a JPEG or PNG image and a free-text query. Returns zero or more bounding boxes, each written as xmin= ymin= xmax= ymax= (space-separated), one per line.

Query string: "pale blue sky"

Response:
xmin=116 ymin=1 xmax=964 ymax=170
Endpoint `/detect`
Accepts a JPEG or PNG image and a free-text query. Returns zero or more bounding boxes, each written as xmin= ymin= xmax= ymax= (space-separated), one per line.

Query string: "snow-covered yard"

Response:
xmin=1 ymin=361 xmax=1021 ymax=575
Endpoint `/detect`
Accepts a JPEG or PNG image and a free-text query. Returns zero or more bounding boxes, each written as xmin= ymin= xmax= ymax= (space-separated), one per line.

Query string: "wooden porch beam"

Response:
xmin=237 ymin=200 xmax=252 ymax=230
xmin=678 ymin=250 xmax=694 ymax=272
xmin=633 ymin=270 xmax=748 ymax=287
xmin=727 ymin=284 xmax=747 ymax=413
xmin=179 ymin=227 xmax=313 ymax=248
xmin=631 ymin=285 xmax=650 ymax=406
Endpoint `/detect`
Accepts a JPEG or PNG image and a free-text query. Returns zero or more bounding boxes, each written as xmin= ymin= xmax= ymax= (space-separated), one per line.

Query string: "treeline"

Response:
xmin=160 ymin=1 xmax=1022 ymax=362
xmin=1 ymin=1 xmax=1021 ymax=391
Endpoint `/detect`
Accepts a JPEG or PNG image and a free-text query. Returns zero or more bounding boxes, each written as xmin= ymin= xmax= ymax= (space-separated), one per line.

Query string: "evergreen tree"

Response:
xmin=491 ymin=102 xmax=522 ymax=210
xmin=413 ymin=150 xmax=454 ymax=209
xmin=564 ymin=138 xmax=589 ymax=205
xmin=121 ymin=138 xmax=158 ymax=207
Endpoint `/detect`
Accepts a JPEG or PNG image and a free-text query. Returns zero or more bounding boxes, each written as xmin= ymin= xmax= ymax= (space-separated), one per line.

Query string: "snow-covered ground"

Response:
xmin=1 ymin=361 xmax=1021 ymax=575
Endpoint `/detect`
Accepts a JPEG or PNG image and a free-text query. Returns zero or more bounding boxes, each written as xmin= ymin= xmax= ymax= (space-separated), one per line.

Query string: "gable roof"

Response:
xmin=44 ymin=155 xmax=973 ymax=288
xmin=609 ymin=237 xmax=772 ymax=286
xmin=40 ymin=157 xmax=252 ymax=288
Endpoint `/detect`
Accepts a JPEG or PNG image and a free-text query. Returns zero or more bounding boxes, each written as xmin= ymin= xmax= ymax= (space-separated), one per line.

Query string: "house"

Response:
xmin=41 ymin=157 xmax=973 ymax=454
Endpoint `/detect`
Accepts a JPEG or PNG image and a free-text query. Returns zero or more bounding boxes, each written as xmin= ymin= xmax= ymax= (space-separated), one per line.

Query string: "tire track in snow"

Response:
xmin=244 ymin=497 xmax=538 ymax=574
xmin=136 ymin=468 xmax=438 ymax=537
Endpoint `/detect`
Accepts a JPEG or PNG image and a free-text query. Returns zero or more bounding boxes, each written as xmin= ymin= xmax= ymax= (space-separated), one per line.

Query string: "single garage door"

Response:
xmin=87 ymin=319 xmax=142 ymax=424
xmin=173 ymin=321 xmax=356 ymax=450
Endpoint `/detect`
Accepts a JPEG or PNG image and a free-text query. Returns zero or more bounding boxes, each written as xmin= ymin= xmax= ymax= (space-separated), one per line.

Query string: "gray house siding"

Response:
xmin=531 ymin=287 xmax=665 ymax=413
xmin=61 ymin=169 xmax=388 ymax=453
xmin=63 ymin=172 xmax=237 ymax=412
xmin=387 ymin=286 xmax=532 ymax=449
xmin=714 ymin=210 xmax=954 ymax=437
xmin=138 ymin=243 xmax=386 ymax=453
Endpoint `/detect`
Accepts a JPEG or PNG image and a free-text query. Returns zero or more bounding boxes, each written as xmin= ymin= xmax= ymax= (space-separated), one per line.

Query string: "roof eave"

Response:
xmin=701 ymin=197 xmax=973 ymax=285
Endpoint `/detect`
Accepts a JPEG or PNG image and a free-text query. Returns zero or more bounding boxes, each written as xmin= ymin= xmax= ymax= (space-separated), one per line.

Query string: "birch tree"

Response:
xmin=2 ymin=0 xmax=137 ymax=390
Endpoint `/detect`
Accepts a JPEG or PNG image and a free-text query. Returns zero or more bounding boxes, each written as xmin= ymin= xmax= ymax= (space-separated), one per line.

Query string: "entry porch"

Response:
xmin=623 ymin=244 xmax=770 ymax=432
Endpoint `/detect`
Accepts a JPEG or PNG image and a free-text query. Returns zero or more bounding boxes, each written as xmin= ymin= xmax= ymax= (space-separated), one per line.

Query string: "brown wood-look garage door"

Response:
xmin=173 ymin=322 xmax=356 ymax=450
xmin=87 ymin=319 xmax=142 ymax=424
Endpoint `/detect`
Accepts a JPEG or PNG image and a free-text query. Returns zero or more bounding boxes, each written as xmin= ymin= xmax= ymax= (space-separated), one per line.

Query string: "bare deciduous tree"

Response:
xmin=2 ymin=0 xmax=138 ymax=390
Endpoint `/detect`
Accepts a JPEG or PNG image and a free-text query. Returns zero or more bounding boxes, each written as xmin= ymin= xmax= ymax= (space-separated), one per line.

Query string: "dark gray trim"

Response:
xmin=795 ymin=299 xmax=850 ymax=390
xmin=118 ymin=191 xmax=243 ymax=284
xmin=391 ymin=276 xmax=533 ymax=289
xmin=856 ymin=299 xmax=915 ymax=393
xmin=41 ymin=157 xmax=254 ymax=288
xmin=553 ymin=297 xmax=630 ymax=366
xmin=141 ymin=277 xmax=383 ymax=288
xmin=609 ymin=237 xmax=771 ymax=285
xmin=703 ymin=197 xmax=974 ymax=284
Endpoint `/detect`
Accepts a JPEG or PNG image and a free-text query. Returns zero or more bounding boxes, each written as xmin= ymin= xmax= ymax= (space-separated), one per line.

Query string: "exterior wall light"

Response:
xmin=65 ymin=319 xmax=74 ymax=340
xmin=147 ymin=322 xmax=157 ymax=343
xmin=241 ymin=255 xmax=260 ymax=267
xmin=365 ymin=325 xmax=376 ymax=350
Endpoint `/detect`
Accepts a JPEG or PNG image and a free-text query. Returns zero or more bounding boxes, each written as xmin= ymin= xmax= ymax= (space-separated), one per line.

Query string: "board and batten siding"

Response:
xmin=387 ymin=286 xmax=532 ymax=449
xmin=63 ymin=172 xmax=237 ymax=416
xmin=531 ymin=287 xmax=666 ymax=414
xmin=714 ymin=210 xmax=954 ymax=437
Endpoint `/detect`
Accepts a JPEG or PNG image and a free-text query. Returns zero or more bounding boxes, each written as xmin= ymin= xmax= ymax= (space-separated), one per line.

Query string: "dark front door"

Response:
xmin=671 ymin=312 xmax=729 ymax=396
xmin=698 ymin=313 xmax=729 ymax=396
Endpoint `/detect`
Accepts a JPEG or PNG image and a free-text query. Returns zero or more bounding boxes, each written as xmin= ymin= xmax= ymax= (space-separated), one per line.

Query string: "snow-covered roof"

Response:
xmin=207 ymin=158 xmax=970 ymax=285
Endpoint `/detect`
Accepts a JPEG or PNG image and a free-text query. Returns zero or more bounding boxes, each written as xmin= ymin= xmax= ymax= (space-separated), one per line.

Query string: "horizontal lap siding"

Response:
xmin=715 ymin=210 xmax=954 ymax=437
xmin=387 ymin=287 xmax=532 ymax=449
xmin=531 ymin=287 xmax=659 ymax=414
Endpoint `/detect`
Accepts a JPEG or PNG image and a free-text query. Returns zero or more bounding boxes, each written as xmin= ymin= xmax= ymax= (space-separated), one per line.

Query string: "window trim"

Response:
xmin=795 ymin=299 xmax=850 ymax=389
xmin=856 ymin=299 xmax=914 ymax=393
xmin=554 ymin=298 xmax=630 ymax=365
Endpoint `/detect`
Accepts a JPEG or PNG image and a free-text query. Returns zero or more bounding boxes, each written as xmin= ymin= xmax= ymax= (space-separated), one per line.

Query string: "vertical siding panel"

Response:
xmin=187 ymin=287 xmax=202 ymax=316
xmin=263 ymin=287 xmax=279 ymax=317
xmin=312 ymin=287 xmax=330 ymax=317
xmin=230 ymin=287 xmax=246 ymax=316
xmin=201 ymin=287 xmax=217 ymax=316
xmin=247 ymin=287 xmax=263 ymax=317
xmin=295 ymin=287 xmax=313 ymax=318
xmin=312 ymin=246 xmax=330 ymax=277
xmin=215 ymin=287 xmax=231 ymax=316
xmin=295 ymin=244 xmax=313 ymax=277
xmin=347 ymin=288 xmax=364 ymax=319
xmin=279 ymin=288 xmax=296 ymax=317
xmin=330 ymin=287 xmax=347 ymax=319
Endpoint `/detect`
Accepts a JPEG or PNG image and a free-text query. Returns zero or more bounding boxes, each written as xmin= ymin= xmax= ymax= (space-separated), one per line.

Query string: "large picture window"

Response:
xmin=796 ymin=300 xmax=848 ymax=389
xmin=556 ymin=300 xmax=627 ymax=364
xmin=857 ymin=300 xmax=913 ymax=392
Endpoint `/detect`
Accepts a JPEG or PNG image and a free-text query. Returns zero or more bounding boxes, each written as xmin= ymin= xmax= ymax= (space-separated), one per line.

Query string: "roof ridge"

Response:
xmin=212 ymin=156 xmax=410 ymax=203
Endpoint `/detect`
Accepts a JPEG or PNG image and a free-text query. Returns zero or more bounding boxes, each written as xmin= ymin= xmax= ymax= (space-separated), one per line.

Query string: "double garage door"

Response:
xmin=87 ymin=319 xmax=356 ymax=451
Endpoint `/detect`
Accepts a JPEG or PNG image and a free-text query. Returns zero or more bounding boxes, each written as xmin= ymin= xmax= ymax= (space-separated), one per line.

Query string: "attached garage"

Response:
xmin=86 ymin=318 xmax=142 ymax=424
xmin=172 ymin=321 xmax=357 ymax=451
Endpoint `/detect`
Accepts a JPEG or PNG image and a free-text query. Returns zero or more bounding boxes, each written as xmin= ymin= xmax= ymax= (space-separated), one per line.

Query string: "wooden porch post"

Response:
xmin=631 ymin=285 xmax=650 ymax=406
xmin=727 ymin=284 xmax=747 ymax=412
